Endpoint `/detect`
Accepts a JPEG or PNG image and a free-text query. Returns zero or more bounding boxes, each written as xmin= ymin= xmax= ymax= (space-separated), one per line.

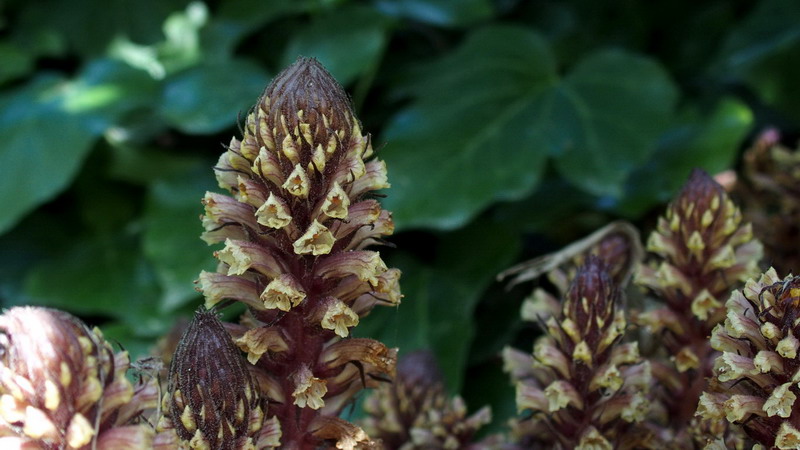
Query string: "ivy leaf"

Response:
xmin=357 ymin=219 xmax=519 ymax=391
xmin=160 ymin=59 xmax=270 ymax=134
xmin=142 ymin=160 xmax=218 ymax=311
xmin=280 ymin=5 xmax=392 ymax=86
xmin=617 ymin=97 xmax=753 ymax=216
xmin=380 ymin=26 xmax=677 ymax=230
xmin=0 ymin=76 xmax=97 ymax=234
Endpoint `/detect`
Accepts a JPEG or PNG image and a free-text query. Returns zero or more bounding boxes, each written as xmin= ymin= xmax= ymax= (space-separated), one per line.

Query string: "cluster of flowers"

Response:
xmin=2 ymin=58 xmax=800 ymax=449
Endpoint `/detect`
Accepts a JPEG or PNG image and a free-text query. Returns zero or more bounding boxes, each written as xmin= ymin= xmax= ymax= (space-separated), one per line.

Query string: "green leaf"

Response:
xmin=142 ymin=160 xmax=218 ymax=311
xmin=550 ymin=49 xmax=679 ymax=195
xmin=617 ymin=97 xmax=753 ymax=216
xmin=711 ymin=0 xmax=800 ymax=120
xmin=375 ymin=0 xmax=494 ymax=27
xmin=160 ymin=59 xmax=269 ymax=134
xmin=380 ymin=26 xmax=677 ymax=230
xmin=0 ymin=42 xmax=34 ymax=85
xmin=0 ymin=76 xmax=98 ymax=234
xmin=62 ymin=59 xmax=161 ymax=134
xmin=22 ymin=233 xmax=170 ymax=336
xmin=280 ymin=5 xmax=392 ymax=86
xmin=357 ymin=219 xmax=519 ymax=391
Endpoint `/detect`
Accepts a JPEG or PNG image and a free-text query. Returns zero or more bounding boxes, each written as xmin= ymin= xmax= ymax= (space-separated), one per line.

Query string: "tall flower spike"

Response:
xmin=0 ymin=306 xmax=156 ymax=449
xmin=507 ymin=257 xmax=653 ymax=448
xmin=698 ymin=269 xmax=800 ymax=448
xmin=634 ymin=168 xmax=763 ymax=446
xmin=361 ymin=350 xmax=497 ymax=449
xmin=156 ymin=308 xmax=279 ymax=449
xmin=197 ymin=58 xmax=399 ymax=447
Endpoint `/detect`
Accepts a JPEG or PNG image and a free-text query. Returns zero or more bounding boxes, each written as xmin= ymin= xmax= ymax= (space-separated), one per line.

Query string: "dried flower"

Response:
xmin=0 ymin=306 xmax=156 ymax=449
xmin=505 ymin=257 xmax=653 ymax=448
xmin=195 ymin=57 xmax=399 ymax=447
xmin=362 ymin=350 xmax=495 ymax=449
xmin=156 ymin=308 xmax=278 ymax=449
xmin=698 ymin=269 xmax=800 ymax=448
xmin=634 ymin=169 xmax=762 ymax=444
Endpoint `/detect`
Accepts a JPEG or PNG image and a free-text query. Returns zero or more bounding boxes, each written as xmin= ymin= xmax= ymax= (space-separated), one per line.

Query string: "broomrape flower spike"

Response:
xmin=699 ymin=270 xmax=800 ymax=448
xmin=634 ymin=168 xmax=762 ymax=446
xmin=197 ymin=57 xmax=399 ymax=447
xmin=505 ymin=256 xmax=653 ymax=448
xmin=0 ymin=307 xmax=156 ymax=449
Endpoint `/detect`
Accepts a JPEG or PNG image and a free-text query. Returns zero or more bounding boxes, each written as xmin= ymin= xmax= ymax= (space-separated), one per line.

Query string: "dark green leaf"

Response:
xmin=0 ymin=42 xmax=34 ymax=85
xmin=374 ymin=0 xmax=493 ymax=27
xmin=280 ymin=5 xmax=392 ymax=86
xmin=617 ymin=97 xmax=753 ymax=216
xmin=380 ymin=26 xmax=677 ymax=230
xmin=0 ymin=76 xmax=97 ymax=234
xmin=380 ymin=26 xmax=556 ymax=230
xmin=550 ymin=49 xmax=678 ymax=196
xmin=160 ymin=59 xmax=270 ymax=134
xmin=142 ymin=160 xmax=218 ymax=311
xmin=712 ymin=0 xmax=800 ymax=120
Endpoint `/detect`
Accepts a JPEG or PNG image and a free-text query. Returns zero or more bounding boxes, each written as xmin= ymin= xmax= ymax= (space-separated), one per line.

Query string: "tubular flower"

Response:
xmin=156 ymin=309 xmax=278 ymax=449
xmin=195 ymin=57 xmax=399 ymax=446
xmin=504 ymin=257 xmax=653 ymax=449
xmin=0 ymin=306 xmax=156 ymax=449
xmin=735 ymin=129 xmax=800 ymax=275
xmin=698 ymin=269 xmax=800 ymax=448
xmin=633 ymin=169 xmax=763 ymax=444
xmin=361 ymin=351 xmax=496 ymax=449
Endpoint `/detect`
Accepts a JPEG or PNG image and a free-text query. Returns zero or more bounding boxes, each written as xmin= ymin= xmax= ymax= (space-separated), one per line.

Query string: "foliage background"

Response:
xmin=0 ymin=0 xmax=797 ymax=432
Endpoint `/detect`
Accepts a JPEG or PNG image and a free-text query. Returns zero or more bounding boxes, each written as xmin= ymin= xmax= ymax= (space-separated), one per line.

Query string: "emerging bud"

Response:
xmin=159 ymin=309 xmax=277 ymax=449
xmin=0 ymin=307 xmax=155 ymax=449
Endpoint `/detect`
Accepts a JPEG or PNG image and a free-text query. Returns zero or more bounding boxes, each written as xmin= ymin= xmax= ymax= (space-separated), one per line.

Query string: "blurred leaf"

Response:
xmin=109 ymin=2 xmax=208 ymax=80
xmin=0 ymin=42 xmax=33 ymax=85
xmin=14 ymin=0 xmax=191 ymax=56
xmin=280 ymin=5 xmax=392 ymax=86
xmin=142 ymin=160 xmax=218 ymax=311
xmin=23 ymin=233 xmax=170 ymax=336
xmin=381 ymin=26 xmax=677 ymax=230
xmin=0 ymin=76 xmax=97 ymax=234
xmin=160 ymin=59 xmax=270 ymax=134
xmin=374 ymin=0 xmax=493 ymax=27
xmin=62 ymin=59 xmax=160 ymax=134
xmin=358 ymin=219 xmax=519 ymax=391
xmin=204 ymin=0 xmax=313 ymax=58
xmin=617 ymin=97 xmax=753 ymax=216
xmin=712 ymin=0 xmax=800 ymax=120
